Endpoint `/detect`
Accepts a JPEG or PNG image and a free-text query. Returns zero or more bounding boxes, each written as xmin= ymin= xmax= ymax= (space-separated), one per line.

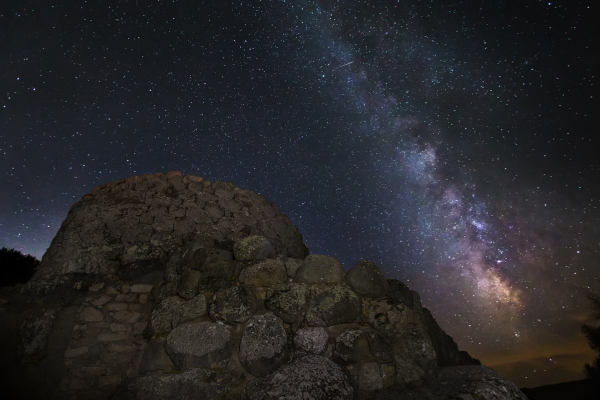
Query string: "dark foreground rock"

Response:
xmin=165 ymin=321 xmax=232 ymax=369
xmin=373 ymin=365 xmax=528 ymax=400
xmin=118 ymin=367 xmax=245 ymax=400
xmin=245 ymin=355 xmax=354 ymax=400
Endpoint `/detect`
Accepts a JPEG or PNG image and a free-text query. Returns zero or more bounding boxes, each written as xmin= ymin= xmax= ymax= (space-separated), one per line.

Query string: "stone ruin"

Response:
xmin=0 ymin=172 xmax=528 ymax=400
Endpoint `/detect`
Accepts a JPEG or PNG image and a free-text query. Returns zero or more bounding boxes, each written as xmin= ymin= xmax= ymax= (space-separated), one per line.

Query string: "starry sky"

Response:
xmin=2 ymin=0 xmax=599 ymax=388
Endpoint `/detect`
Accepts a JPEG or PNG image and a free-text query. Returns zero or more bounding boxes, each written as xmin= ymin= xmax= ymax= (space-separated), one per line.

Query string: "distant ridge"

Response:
xmin=520 ymin=379 xmax=598 ymax=400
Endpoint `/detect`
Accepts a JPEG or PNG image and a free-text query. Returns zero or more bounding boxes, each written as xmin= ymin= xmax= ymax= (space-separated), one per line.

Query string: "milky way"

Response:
xmin=2 ymin=0 xmax=598 ymax=387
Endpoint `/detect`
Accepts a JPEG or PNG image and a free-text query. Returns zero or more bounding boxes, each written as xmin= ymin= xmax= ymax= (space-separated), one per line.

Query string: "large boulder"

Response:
xmin=239 ymin=312 xmax=289 ymax=377
xmin=24 ymin=173 xmax=308 ymax=295
xmin=293 ymin=254 xmax=344 ymax=284
xmin=165 ymin=321 xmax=232 ymax=370
xmin=264 ymin=283 xmax=308 ymax=324
xmin=209 ymin=286 xmax=257 ymax=324
xmin=394 ymin=326 xmax=437 ymax=377
xmin=233 ymin=235 xmax=274 ymax=261
xmin=344 ymin=259 xmax=389 ymax=298
xmin=239 ymin=259 xmax=288 ymax=287
xmin=305 ymin=286 xmax=361 ymax=327
xmin=245 ymin=355 xmax=354 ymax=400
xmin=123 ymin=367 xmax=245 ymax=400
xmin=374 ymin=365 xmax=528 ymax=400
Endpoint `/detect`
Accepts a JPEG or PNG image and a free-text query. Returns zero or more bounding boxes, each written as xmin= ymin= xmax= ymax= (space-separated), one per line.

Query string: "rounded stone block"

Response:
xmin=245 ymin=355 xmax=353 ymax=400
xmin=233 ymin=235 xmax=274 ymax=261
xmin=367 ymin=298 xmax=408 ymax=343
xmin=344 ymin=259 xmax=389 ymax=298
xmin=173 ymin=294 xmax=207 ymax=327
xmin=165 ymin=321 xmax=232 ymax=370
xmin=239 ymin=312 xmax=289 ymax=377
xmin=151 ymin=296 xmax=185 ymax=334
xmin=293 ymin=254 xmax=344 ymax=284
xmin=264 ymin=283 xmax=308 ymax=324
xmin=305 ymin=286 xmax=361 ymax=327
xmin=80 ymin=307 xmax=104 ymax=322
xmin=209 ymin=286 xmax=257 ymax=324
xmin=359 ymin=362 xmax=384 ymax=391
xmin=239 ymin=259 xmax=288 ymax=287
xmin=293 ymin=327 xmax=328 ymax=355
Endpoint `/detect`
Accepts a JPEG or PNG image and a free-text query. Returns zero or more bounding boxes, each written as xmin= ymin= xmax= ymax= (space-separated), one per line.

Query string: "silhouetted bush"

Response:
xmin=582 ymin=286 xmax=600 ymax=389
xmin=0 ymin=247 xmax=39 ymax=289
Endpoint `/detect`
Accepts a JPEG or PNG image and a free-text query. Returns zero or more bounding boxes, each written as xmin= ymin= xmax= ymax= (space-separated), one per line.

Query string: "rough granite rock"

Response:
xmin=245 ymin=355 xmax=354 ymax=400
xmin=209 ymin=286 xmax=257 ymax=324
xmin=233 ymin=235 xmax=275 ymax=261
xmin=359 ymin=362 xmax=385 ymax=391
xmin=334 ymin=327 xmax=393 ymax=365
xmin=394 ymin=326 xmax=437 ymax=377
xmin=344 ymin=259 xmax=389 ymax=298
xmin=293 ymin=327 xmax=329 ymax=355
xmin=305 ymin=285 xmax=361 ymax=327
xmin=173 ymin=293 xmax=207 ymax=327
xmin=238 ymin=259 xmax=288 ymax=287
xmin=123 ymin=367 xmax=245 ymax=400
xmin=239 ymin=312 xmax=289 ymax=377
xmin=24 ymin=173 xmax=308 ymax=294
xmin=373 ymin=365 xmax=528 ymax=400
xmin=294 ymin=254 xmax=345 ymax=284
xmin=368 ymin=297 xmax=408 ymax=343
xmin=165 ymin=321 xmax=232 ymax=370
xmin=150 ymin=295 xmax=185 ymax=334
xmin=264 ymin=283 xmax=308 ymax=324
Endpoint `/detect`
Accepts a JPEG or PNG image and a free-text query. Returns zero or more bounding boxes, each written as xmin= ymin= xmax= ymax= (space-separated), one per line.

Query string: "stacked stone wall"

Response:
xmin=59 ymin=283 xmax=152 ymax=399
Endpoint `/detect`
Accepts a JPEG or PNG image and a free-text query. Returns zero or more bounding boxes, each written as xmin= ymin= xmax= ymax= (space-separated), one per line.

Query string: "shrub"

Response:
xmin=582 ymin=285 xmax=600 ymax=388
xmin=0 ymin=247 xmax=39 ymax=289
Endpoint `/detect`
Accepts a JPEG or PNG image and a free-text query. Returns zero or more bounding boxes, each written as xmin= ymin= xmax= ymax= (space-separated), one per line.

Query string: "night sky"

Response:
xmin=2 ymin=0 xmax=599 ymax=388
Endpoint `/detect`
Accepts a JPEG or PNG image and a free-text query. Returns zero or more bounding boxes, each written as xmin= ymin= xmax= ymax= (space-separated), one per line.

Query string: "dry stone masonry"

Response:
xmin=0 ymin=173 xmax=527 ymax=400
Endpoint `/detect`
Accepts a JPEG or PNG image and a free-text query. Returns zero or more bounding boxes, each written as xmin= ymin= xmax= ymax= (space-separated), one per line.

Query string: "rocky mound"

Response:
xmin=24 ymin=171 xmax=308 ymax=295
xmin=0 ymin=174 xmax=527 ymax=400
